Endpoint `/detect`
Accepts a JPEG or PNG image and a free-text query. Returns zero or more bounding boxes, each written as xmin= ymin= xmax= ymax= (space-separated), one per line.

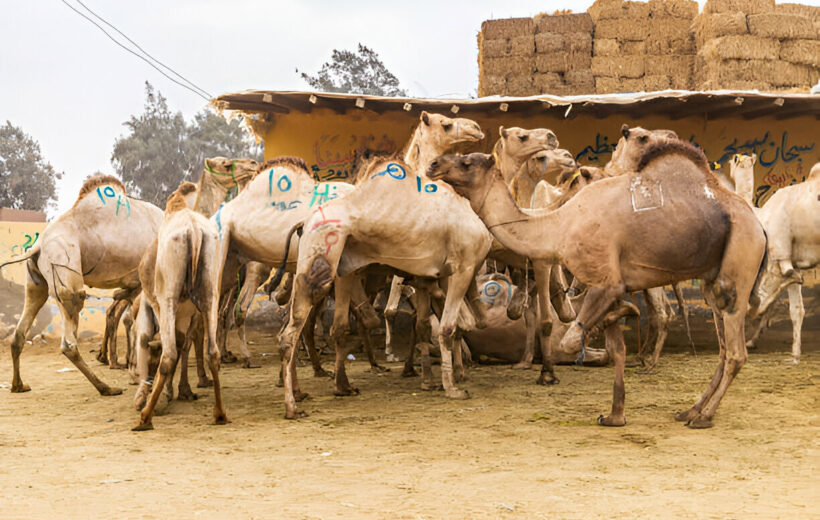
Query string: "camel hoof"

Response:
xmin=685 ymin=415 xmax=713 ymax=429
xmin=597 ymin=414 xmax=626 ymax=427
xmin=333 ymin=387 xmax=360 ymax=397
xmin=242 ymin=360 xmax=261 ymax=369
xmin=536 ymin=374 xmax=559 ymax=386
xmin=444 ymin=388 xmax=470 ymax=400
xmin=131 ymin=421 xmax=154 ymax=432
xmin=177 ymin=386 xmax=198 ymax=401
xmin=100 ymin=386 xmax=123 ymax=397
xmin=284 ymin=410 xmax=308 ymax=420
xmin=314 ymin=369 xmax=334 ymax=379
xmin=402 ymin=368 xmax=419 ymax=378
xmin=385 ymin=354 xmax=400 ymax=363
xmin=745 ymin=340 xmax=757 ymax=350
xmin=674 ymin=408 xmax=698 ymax=422
xmin=512 ymin=362 xmax=532 ymax=370
xmin=370 ymin=364 xmax=390 ymax=373
xmin=221 ymin=352 xmax=238 ymax=364
xmin=197 ymin=378 xmax=213 ymax=388
xmin=294 ymin=390 xmax=310 ymax=402
xmin=213 ymin=415 xmax=231 ymax=425
xmin=420 ymin=382 xmax=443 ymax=391
xmin=10 ymin=383 xmax=31 ymax=393
xmin=96 ymin=354 xmax=109 ymax=365
xmin=109 ymin=362 xmax=127 ymax=370
xmin=783 ymin=357 xmax=800 ymax=365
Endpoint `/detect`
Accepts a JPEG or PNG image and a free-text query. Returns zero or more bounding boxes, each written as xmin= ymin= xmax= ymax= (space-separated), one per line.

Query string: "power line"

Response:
xmin=74 ymin=0 xmax=212 ymax=99
xmin=60 ymin=0 xmax=212 ymax=102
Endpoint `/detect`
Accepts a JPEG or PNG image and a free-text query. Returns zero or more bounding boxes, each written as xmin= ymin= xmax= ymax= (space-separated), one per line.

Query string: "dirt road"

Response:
xmin=0 ymin=331 xmax=817 ymax=519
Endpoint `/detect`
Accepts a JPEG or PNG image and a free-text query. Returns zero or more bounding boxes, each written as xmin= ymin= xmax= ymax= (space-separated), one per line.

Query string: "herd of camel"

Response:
xmin=1 ymin=111 xmax=817 ymax=431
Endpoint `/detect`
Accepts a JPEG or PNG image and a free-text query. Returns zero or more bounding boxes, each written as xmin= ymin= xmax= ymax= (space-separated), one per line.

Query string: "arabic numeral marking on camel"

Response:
xmin=415 ymin=176 xmax=438 ymax=193
xmin=96 ymin=186 xmax=130 ymax=217
xmin=371 ymin=162 xmax=407 ymax=180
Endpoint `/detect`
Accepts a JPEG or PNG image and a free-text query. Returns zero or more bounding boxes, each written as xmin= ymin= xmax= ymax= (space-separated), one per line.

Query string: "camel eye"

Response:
xmin=442 ymin=123 xmax=453 ymax=132
xmin=639 ymin=135 xmax=648 ymax=143
xmin=518 ymin=135 xmax=529 ymax=142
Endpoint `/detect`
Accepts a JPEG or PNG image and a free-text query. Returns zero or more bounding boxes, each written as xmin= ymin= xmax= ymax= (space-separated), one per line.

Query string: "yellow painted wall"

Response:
xmin=261 ymin=107 xmax=818 ymax=287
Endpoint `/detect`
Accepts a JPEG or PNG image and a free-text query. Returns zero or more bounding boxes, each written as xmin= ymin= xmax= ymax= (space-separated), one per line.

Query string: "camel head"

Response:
xmin=729 ymin=153 xmax=756 ymax=182
xmin=416 ymin=111 xmax=485 ymax=152
xmin=608 ymin=125 xmax=678 ymax=173
xmin=495 ymin=126 xmax=560 ymax=170
xmin=525 ymin=148 xmax=577 ymax=182
xmin=427 ymin=152 xmax=496 ymax=203
xmin=203 ymin=157 xmax=259 ymax=186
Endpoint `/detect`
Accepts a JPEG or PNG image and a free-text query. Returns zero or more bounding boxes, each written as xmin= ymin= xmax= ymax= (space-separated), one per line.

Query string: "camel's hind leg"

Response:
xmin=533 ymin=261 xmax=558 ymax=385
xmin=436 ymin=270 xmax=475 ymax=399
xmin=100 ymin=298 xmax=130 ymax=369
xmin=351 ymin=277 xmax=387 ymax=373
xmin=786 ymin=284 xmax=804 ymax=364
xmin=597 ymin=322 xmax=627 ymax=427
xmin=638 ymin=287 xmax=669 ymax=373
xmin=329 ymin=275 xmax=359 ymax=396
xmin=134 ymin=297 xmax=179 ymax=431
xmin=302 ymin=304 xmax=331 ymax=378
xmin=383 ymin=275 xmax=405 ymax=363
xmin=9 ymin=274 xmax=49 ymax=393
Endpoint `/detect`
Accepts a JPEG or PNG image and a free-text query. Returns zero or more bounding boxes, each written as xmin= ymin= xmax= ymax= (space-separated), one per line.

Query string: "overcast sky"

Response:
xmin=4 ymin=0 xmax=803 ymax=216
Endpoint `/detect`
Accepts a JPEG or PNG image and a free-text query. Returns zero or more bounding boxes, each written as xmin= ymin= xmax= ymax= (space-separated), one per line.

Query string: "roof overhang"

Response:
xmin=212 ymin=89 xmax=820 ymax=121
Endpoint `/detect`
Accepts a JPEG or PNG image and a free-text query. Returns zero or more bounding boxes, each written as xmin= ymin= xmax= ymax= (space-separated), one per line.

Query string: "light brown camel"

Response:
xmin=97 ymin=157 xmax=258 ymax=369
xmin=275 ymin=156 xmax=494 ymax=419
xmin=510 ymin=148 xmax=577 ymax=207
xmin=132 ymin=186 xmax=227 ymax=431
xmin=0 ymin=176 xmax=163 ymax=396
xmin=751 ymin=161 xmax=819 ymax=364
xmin=428 ymin=141 xmax=766 ymax=429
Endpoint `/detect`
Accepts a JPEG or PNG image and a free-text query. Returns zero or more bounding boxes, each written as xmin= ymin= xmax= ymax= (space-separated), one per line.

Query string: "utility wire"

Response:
xmin=74 ymin=0 xmax=212 ymax=99
xmin=60 ymin=0 xmax=212 ymax=102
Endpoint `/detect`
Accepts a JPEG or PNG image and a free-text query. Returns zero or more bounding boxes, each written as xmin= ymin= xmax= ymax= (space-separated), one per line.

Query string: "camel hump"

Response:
xmin=165 ymin=191 xmax=189 ymax=214
xmin=74 ymin=175 xmax=126 ymax=206
xmin=359 ymin=157 xmax=413 ymax=183
xmin=256 ymin=156 xmax=310 ymax=177
xmin=636 ymin=139 xmax=710 ymax=174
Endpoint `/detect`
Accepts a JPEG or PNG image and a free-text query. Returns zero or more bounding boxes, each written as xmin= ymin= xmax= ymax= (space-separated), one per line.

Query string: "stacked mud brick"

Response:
xmin=477 ymin=18 xmax=536 ymax=96
xmin=693 ymin=0 xmax=820 ymax=91
xmin=589 ymin=0 xmax=697 ymax=93
xmin=532 ymin=13 xmax=595 ymax=95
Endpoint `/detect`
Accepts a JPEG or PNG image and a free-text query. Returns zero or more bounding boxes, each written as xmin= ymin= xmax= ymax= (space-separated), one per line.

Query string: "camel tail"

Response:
xmin=267 ymin=222 xmax=303 ymax=298
xmin=185 ymin=216 xmax=204 ymax=297
xmin=672 ymin=283 xmax=695 ymax=355
xmin=0 ymin=244 xmax=41 ymax=271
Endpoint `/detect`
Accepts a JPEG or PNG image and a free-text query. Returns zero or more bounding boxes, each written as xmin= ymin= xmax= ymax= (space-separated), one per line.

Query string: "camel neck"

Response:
xmin=404 ymin=131 xmax=444 ymax=174
xmin=472 ymin=172 xmax=563 ymax=263
xmin=733 ymin=169 xmax=755 ymax=207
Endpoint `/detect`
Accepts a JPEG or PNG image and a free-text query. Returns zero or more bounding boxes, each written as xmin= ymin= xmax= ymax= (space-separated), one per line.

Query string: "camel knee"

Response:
xmin=159 ymin=352 xmax=178 ymax=375
xmin=712 ymin=278 xmax=737 ymax=313
xmin=538 ymin=321 xmax=552 ymax=337
xmin=60 ymin=340 xmax=80 ymax=360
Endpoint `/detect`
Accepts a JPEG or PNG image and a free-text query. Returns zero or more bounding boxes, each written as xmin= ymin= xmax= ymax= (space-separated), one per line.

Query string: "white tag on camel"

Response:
xmin=630 ymin=176 xmax=664 ymax=212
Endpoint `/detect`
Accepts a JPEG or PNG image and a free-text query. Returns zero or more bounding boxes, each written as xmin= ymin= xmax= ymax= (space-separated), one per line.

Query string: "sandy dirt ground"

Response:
xmin=0 ymin=323 xmax=818 ymax=520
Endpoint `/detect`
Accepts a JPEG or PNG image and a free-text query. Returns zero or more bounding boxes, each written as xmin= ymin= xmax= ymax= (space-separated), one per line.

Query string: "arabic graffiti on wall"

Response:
xmin=9 ymin=232 xmax=39 ymax=257
xmin=310 ymin=134 xmax=398 ymax=182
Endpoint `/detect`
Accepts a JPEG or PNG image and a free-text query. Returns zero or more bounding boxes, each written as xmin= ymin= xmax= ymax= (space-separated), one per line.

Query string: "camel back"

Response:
xmin=73 ymin=175 xmax=126 ymax=208
xmin=636 ymin=140 xmax=712 ymax=180
xmin=253 ymin=156 xmax=310 ymax=179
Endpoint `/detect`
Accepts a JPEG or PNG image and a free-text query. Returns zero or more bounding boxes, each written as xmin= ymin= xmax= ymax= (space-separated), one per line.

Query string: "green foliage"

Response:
xmin=0 ymin=121 xmax=60 ymax=213
xmin=112 ymin=82 xmax=262 ymax=207
xmin=298 ymin=44 xmax=407 ymax=97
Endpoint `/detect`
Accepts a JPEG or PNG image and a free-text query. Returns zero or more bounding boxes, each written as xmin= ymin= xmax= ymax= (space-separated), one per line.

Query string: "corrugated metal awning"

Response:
xmin=212 ymin=89 xmax=820 ymax=121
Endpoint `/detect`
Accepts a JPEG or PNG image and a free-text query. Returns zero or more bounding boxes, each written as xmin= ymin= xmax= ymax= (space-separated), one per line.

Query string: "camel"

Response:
xmin=510 ymin=148 xmax=577 ymax=207
xmin=751 ymin=161 xmax=820 ymax=364
xmin=96 ymin=157 xmax=259 ymax=369
xmin=132 ymin=185 xmax=227 ymax=430
xmin=428 ymin=139 xmax=766 ymax=428
xmin=275 ymin=155 xmax=494 ymax=419
xmin=0 ymin=176 xmax=163 ymax=396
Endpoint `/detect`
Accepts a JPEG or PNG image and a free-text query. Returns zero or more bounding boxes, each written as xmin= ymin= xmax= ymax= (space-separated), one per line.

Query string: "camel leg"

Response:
xmin=383 ymin=275 xmax=405 ymax=363
xmin=328 ymin=275 xmax=359 ymax=396
xmin=437 ymin=270 xmax=474 ymax=399
xmin=557 ymin=285 xmax=624 ymax=365
xmin=533 ymin=261 xmax=558 ymax=385
xmin=507 ymin=267 xmax=527 ymax=321
xmin=745 ymin=306 xmax=772 ymax=350
xmin=302 ymin=305 xmax=331 ymax=378
xmin=672 ymin=283 xmax=695 ymax=355
xmin=9 ymin=276 xmax=49 ymax=393
xmin=464 ymin=276 xmax=488 ymax=330
xmin=134 ymin=297 xmax=180 ymax=431
xmin=638 ymin=287 xmax=669 ymax=373
xmin=133 ymin=297 xmax=157 ymax=410
xmin=549 ymin=263 xmax=576 ymax=323
xmin=513 ymin=300 xmax=537 ymax=370
xmin=786 ymin=284 xmax=803 ymax=364
xmin=597 ymin=322 xmax=627 ymax=427
xmin=99 ymin=298 xmax=127 ymax=368
xmin=202 ymin=297 xmax=229 ymax=427
xmin=192 ymin=317 xmax=212 ymax=388
xmin=123 ymin=303 xmax=135 ymax=372
xmin=351 ymin=278 xmax=387 ymax=373
xmin=177 ymin=328 xmax=197 ymax=401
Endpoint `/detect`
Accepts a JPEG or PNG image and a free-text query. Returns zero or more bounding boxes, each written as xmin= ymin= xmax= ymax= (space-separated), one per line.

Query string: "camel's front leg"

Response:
xmin=638 ymin=287 xmax=669 ymax=372
xmin=557 ymin=284 xmax=624 ymax=366
xmin=99 ymin=297 xmax=130 ymax=369
xmin=437 ymin=270 xmax=474 ymax=399
xmin=351 ymin=276 xmax=388 ymax=373
xmin=9 ymin=273 xmax=49 ymax=393
xmin=532 ymin=261 xmax=558 ymax=385
xmin=329 ymin=275 xmax=359 ymax=396
xmin=598 ymin=322 xmax=627 ymax=426
xmin=513 ymin=290 xmax=538 ymax=370
xmin=787 ymin=283 xmax=804 ymax=364
xmin=302 ymin=303 xmax=332 ymax=378
xmin=383 ymin=275 xmax=405 ymax=363
xmin=202 ymin=292 xmax=229 ymax=427
xmin=134 ymin=297 xmax=180 ymax=431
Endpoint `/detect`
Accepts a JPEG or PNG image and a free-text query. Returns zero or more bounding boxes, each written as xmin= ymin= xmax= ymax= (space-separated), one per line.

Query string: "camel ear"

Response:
xmin=421 ymin=111 xmax=430 ymax=125
xmin=659 ymin=129 xmax=678 ymax=140
xmin=621 ymin=124 xmax=630 ymax=138
xmin=486 ymin=153 xmax=496 ymax=166
xmin=580 ymin=167 xmax=592 ymax=180
xmin=547 ymin=130 xmax=559 ymax=149
xmin=499 ymin=126 xmax=508 ymax=139
xmin=751 ymin=153 xmax=757 ymax=164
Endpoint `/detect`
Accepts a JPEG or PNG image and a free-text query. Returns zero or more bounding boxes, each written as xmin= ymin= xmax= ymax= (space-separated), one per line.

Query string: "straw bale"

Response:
xmin=780 ymin=39 xmax=820 ymax=68
xmin=692 ymin=12 xmax=749 ymax=47
xmin=699 ymin=58 xmax=813 ymax=86
xmin=589 ymin=0 xmax=650 ymax=20
xmin=648 ymin=0 xmax=699 ymax=19
xmin=506 ymin=75 xmax=536 ymax=96
xmin=595 ymin=18 xmax=648 ymax=41
xmin=565 ymin=70 xmax=596 ymax=89
xmin=534 ymin=13 xmax=593 ymax=34
xmin=534 ymin=73 xmax=566 ymax=94
xmin=645 ymin=35 xmax=695 ymax=54
xmin=699 ymin=35 xmax=780 ymax=60
xmin=642 ymin=74 xmax=672 ymax=90
xmin=593 ymin=38 xmax=620 ymax=56
xmin=703 ymin=0 xmax=774 ymax=15
xmin=698 ymin=79 xmax=774 ymax=90
xmin=765 ymin=61 xmax=814 ymax=86
xmin=649 ymin=19 xmax=695 ymax=42
xmin=535 ymin=32 xmax=565 ymax=53
xmin=482 ymin=35 xmax=535 ymax=57
xmin=591 ymin=56 xmax=645 ymax=77
xmin=595 ymin=76 xmax=645 ymax=93
xmin=482 ymin=18 xmax=535 ymax=39
xmin=645 ymin=55 xmax=694 ymax=76
xmin=748 ymin=13 xmax=817 ymax=39
xmin=669 ymin=73 xmax=692 ymax=89
xmin=478 ymin=75 xmax=506 ymax=97
xmin=482 ymin=56 xmax=535 ymax=76
xmin=536 ymin=52 xmax=591 ymax=73
xmin=567 ymin=32 xmax=594 ymax=52
xmin=621 ymin=40 xmax=647 ymax=55
xmin=775 ymin=3 xmax=819 ymax=21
